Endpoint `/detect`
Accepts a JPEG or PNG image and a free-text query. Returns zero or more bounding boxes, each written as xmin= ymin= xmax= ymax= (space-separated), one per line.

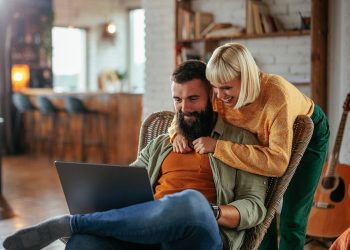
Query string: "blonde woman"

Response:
xmin=170 ymin=43 xmax=329 ymax=250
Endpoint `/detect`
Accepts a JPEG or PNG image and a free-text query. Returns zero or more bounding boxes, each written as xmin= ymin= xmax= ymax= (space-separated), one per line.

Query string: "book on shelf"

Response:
xmin=255 ymin=0 xmax=270 ymax=34
xmin=194 ymin=11 xmax=214 ymax=39
xmin=246 ymin=0 xmax=253 ymax=34
xmin=177 ymin=7 xmax=195 ymax=40
xmin=205 ymin=25 xmax=243 ymax=38
xmin=261 ymin=14 xmax=277 ymax=33
xmin=177 ymin=8 xmax=183 ymax=39
xmin=176 ymin=46 xmax=201 ymax=64
xmin=201 ymin=22 xmax=232 ymax=37
xmin=252 ymin=0 xmax=264 ymax=34
xmin=246 ymin=0 xmax=281 ymax=34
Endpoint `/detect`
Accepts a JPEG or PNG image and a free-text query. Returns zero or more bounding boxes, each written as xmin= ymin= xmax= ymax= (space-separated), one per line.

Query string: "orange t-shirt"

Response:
xmin=154 ymin=151 xmax=217 ymax=203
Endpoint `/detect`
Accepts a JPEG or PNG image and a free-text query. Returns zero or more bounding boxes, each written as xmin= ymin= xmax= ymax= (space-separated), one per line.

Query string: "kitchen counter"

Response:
xmin=19 ymin=89 xmax=143 ymax=164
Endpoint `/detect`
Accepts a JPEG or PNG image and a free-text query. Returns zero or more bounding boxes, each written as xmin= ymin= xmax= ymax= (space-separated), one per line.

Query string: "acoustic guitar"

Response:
xmin=306 ymin=93 xmax=350 ymax=238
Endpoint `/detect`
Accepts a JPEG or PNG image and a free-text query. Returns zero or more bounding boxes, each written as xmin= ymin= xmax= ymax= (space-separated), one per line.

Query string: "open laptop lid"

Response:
xmin=55 ymin=161 xmax=154 ymax=214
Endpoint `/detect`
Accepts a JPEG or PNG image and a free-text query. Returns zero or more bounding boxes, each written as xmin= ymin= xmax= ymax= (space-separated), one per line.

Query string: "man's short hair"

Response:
xmin=171 ymin=60 xmax=211 ymax=91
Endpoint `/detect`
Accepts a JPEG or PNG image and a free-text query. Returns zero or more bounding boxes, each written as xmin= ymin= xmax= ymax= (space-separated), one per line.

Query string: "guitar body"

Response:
xmin=307 ymin=162 xmax=350 ymax=238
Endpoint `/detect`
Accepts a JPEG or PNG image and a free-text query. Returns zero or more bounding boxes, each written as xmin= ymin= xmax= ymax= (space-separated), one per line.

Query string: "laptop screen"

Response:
xmin=55 ymin=161 xmax=154 ymax=214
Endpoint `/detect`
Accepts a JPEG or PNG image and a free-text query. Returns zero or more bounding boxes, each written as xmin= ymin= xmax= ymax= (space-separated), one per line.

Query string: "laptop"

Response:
xmin=54 ymin=161 xmax=154 ymax=214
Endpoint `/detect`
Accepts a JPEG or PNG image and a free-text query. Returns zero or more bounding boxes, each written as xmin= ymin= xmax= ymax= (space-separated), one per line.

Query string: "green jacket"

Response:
xmin=131 ymin=116 xmax=267 ymax=250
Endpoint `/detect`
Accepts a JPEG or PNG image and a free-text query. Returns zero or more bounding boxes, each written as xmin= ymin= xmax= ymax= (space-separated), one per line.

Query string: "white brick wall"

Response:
xmin=143 ymin=0 xmax=175 ymax=119
xmin=192 ymin=0 xmax=246 ymax=26
xmin=143 ymin=0 xmax=311 ymax=117
xmin=191 ymin=0 xmax=311 ymax=31
xmin=191 ymin=0 xmax=311 ymax=89
xmin=246 ymin=37 xmax=310 ymax=88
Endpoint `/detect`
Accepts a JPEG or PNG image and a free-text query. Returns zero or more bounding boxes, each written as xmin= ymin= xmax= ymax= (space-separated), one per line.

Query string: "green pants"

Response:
xmin=259 ymin=104 xmax=330 ymax=250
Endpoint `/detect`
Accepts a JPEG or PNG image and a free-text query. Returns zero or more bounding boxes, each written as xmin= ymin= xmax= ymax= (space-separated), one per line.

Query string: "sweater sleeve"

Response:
xmin=167 ymin=116 xmax=177 ymax=142
xmin=213 ymin=104 xmax=293 ymax=177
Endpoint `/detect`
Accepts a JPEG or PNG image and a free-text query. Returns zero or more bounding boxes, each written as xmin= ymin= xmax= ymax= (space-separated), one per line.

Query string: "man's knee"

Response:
xmin=181 ymin=189 xmax=209 ymax=205
xmin=166 ymin=189 xmax=213 ymax=221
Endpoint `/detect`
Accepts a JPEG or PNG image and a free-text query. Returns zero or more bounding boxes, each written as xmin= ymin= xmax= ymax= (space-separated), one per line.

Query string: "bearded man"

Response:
xmin=4 ymin=60 xmax=267 ymax=250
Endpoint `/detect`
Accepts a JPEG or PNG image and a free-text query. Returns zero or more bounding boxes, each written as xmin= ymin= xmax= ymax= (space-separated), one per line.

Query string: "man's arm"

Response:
xmin=130 ymin=141 xmax=152 ymax=168
xmin=217 ymin=205 xmax=240 ymax=228
xmin=227 ymin=170 xmax=267 ymax=230
xmin=217 ymin=171 xmax=267 ymax=229
xmin=130 ymin=134 xmax=171 ymax=168
xmin=213 ymin=119 xmax=267 ymax=230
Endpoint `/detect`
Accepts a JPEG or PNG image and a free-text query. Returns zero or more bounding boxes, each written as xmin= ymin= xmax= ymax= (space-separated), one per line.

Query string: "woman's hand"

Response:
xmin=172 ymin=134 xmax=192 ymax=153
xmin=193 ymin=137 xmax=217 ymax=154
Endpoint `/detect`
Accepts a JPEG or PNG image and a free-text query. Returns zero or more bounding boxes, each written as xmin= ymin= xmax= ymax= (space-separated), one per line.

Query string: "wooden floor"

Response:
xmin=0 ymin=155 xmax=332 ymax=250
xmin=0 ymin=155 xmax=67 ymax=250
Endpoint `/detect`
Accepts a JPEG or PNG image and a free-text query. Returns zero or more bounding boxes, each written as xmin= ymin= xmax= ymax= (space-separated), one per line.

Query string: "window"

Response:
xmin=128 ymin=9 xmax=145 ymax=93
xmin=52 ymin=27 xmax=87 ymax=92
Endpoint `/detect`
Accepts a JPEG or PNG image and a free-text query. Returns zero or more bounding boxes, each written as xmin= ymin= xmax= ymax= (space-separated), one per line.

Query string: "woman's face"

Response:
xmin=211 ymin=76 xmax=241 ymax=108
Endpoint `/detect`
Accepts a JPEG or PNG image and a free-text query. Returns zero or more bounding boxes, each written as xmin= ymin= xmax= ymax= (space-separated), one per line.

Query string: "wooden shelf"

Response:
xmin=175 ymin=0 xmax=328 ymax=111
xmin=177 ymin=29 xmax=310 ymax=43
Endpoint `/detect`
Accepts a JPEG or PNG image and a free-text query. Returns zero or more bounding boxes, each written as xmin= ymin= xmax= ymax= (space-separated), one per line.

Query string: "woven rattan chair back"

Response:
xmin=241 ymin=115 xmax=314 ymax=250
xmin=137 ymin=111 xmax=175 ymax=154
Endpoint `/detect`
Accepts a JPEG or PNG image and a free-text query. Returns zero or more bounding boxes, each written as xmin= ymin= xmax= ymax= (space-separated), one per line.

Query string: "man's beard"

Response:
xmin=176 ymin=102 xmax=215 ymax=144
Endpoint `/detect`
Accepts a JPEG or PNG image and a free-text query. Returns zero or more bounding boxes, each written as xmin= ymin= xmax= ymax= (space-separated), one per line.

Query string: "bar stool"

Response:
xmin=64 ymin=96 xmax=107 ymax=163
xmin=36 ymin=96 xmax=62 ymax=160
xmin=12 ymin=93 xmax=37 ymax=153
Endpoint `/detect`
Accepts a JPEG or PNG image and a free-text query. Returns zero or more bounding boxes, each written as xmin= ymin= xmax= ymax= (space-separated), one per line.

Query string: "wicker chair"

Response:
xmin=137 ymin=111 xmax=175 ymax=154
xmin=138 ymin=111 xmax=314 ymax=249
xmin=241 ymin=114 xmax=314 ymax=249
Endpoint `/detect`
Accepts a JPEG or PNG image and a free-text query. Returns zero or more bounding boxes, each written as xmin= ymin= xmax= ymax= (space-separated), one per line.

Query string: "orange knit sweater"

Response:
xmin=212 ymin=72 xmax=314 ymax=177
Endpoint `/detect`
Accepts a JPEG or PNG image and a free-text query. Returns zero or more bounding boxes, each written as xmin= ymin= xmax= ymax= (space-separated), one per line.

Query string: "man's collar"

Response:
xmin=211 ymin=113 xmax=225 ymax=138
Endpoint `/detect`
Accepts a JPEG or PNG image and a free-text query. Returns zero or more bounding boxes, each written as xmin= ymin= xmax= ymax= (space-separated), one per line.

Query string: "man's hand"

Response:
xmin=193 ymin=137 xmax=217 ymax=154
xmin=172 ymin=134 xmax=192 ymax=153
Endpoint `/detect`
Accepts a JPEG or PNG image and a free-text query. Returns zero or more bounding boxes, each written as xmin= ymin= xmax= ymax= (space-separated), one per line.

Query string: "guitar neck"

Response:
xmin=327 ymin=110 xmax=349 ymax=177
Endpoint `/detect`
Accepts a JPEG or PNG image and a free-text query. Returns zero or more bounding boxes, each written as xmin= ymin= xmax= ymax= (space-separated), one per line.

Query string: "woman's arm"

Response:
xmin=214 ymin=104 xmax=293 ymax=177
xmin=168 ymin=117 xmax=192 ymax=153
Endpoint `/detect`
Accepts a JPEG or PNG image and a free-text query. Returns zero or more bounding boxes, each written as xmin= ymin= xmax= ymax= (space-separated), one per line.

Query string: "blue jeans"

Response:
xmin=66 ymin=189 xmax=223 ymax=250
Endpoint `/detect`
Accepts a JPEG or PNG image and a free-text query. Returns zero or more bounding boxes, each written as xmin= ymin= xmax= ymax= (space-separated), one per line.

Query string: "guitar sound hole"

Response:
xmin=330 ymin=177 xmax=345 ymax=202
xmin=322 ymin=176 xmax=336 ymax=189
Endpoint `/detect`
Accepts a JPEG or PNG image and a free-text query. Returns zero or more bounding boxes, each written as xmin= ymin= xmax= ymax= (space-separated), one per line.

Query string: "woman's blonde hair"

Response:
xmin=206 ymin=42 xmax=260 ymax=109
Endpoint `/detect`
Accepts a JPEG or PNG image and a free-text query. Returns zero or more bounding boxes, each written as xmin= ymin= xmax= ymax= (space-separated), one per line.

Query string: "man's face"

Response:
xmin=172 ymin=79 xmax=209 ymax=123
xmin=172 ymin=79 xmax=213 ymax=142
